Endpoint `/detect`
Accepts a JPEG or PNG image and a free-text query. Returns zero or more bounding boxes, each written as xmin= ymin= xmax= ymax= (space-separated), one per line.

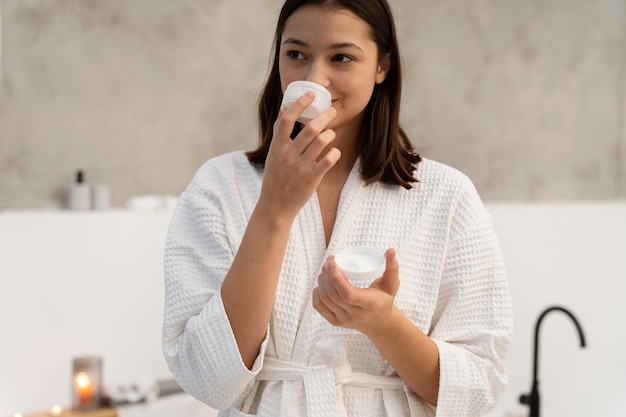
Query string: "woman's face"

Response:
xmin=279 ymin=6 xmax=389 ymax=138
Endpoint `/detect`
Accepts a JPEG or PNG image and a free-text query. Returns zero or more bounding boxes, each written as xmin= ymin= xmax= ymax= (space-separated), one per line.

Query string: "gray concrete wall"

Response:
xmin=0 ymin=0 xmax=625 ymax=209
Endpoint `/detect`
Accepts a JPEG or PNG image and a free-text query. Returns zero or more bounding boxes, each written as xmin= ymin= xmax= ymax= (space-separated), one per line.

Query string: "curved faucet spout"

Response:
xmin=531 ymin=306 xmax=586 ymax=383
xmin=519 ymin=305 xmax=586 ymax=417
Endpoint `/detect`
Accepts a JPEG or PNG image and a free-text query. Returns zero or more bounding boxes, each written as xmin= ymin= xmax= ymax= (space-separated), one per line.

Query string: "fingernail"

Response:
xmin=304 ymin=91 xmax=315 ymax=100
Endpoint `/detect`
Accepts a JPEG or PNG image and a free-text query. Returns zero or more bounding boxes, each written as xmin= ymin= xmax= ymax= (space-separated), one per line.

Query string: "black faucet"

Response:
xmin=519 ymin=306 xmax=586 ymax=417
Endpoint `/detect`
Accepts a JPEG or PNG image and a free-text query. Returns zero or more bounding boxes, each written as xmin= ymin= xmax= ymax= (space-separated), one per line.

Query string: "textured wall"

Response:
xmin=0 ymin=0 xmax=625 ymax=208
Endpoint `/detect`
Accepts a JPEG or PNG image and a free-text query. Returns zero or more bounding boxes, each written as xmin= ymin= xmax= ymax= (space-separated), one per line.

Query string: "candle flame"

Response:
xmin=50 ymin=404 xmax=63 ymax=415
xmin=75 ymin=371 xmax=91 ymax=389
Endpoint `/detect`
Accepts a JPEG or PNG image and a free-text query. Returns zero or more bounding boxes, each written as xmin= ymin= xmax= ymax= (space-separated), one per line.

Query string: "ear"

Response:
xmin=375 ymin=54 xmax=391 ymax=84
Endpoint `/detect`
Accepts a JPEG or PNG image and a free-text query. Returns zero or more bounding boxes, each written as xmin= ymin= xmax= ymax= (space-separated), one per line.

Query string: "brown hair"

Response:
xmin=246 ymin=0 xmax=421 ymax=188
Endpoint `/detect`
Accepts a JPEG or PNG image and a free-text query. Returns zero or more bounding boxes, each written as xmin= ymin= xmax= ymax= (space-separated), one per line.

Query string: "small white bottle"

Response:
xmin=68 ymin=170 xmax=91 ymax=210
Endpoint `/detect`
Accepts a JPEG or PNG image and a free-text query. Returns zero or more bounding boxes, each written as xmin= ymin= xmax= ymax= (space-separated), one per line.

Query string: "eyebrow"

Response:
xmin=282 ymin=37 xmax=364 ymax=52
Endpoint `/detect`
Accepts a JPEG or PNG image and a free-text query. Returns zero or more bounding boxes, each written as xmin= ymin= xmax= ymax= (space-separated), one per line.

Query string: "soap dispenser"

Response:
xmin=68 ymin=169 xmax=91 ymax=210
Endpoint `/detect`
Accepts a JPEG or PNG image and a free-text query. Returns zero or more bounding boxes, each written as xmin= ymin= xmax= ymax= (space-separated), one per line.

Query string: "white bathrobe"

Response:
xmin=162 ymin=151 xmax=513 ymax=417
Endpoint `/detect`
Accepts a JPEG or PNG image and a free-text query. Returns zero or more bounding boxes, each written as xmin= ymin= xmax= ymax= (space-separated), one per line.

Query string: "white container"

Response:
xmin=93 ymin=184 xmax=111 ymax=210
xmin=281 ymin=81 xmax=332 ymax=124
xmin=335 ymin=247 xmax=386 ymax=282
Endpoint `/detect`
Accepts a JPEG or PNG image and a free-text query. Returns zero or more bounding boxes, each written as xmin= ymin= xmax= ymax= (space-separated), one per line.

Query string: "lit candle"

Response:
xmin=72 ymin=356 xmax=102 ymax=409
xmin=74 ymin=371 xmax=94 ymax=408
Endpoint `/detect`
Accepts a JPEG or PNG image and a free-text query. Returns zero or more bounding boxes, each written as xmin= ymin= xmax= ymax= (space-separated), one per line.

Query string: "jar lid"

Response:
xmin=281 ymin=81 xmax=332 ymax=124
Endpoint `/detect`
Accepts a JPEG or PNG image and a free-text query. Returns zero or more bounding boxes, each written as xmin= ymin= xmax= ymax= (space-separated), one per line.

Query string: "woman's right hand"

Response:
xmin=221 ymin=93 xmax=338 ymax=368
xmin=258 ymin=92 xmax=340 ymax=221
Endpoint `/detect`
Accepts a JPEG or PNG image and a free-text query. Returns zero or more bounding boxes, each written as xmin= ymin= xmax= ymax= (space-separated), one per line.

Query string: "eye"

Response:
xmin=332 ymin=54 xmax=353 ymax=63
xmin=286 ymin=50 xmax=306 ymax=60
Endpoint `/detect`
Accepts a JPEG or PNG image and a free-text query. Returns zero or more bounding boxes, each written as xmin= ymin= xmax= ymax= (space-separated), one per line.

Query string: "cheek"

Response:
xmin=278 ymin=70 xmax=291 ymax=93
xmin=342 ymin=78 xmax=376 ymax=109
xmin=278 ymin=61 xmax=302 ymax=92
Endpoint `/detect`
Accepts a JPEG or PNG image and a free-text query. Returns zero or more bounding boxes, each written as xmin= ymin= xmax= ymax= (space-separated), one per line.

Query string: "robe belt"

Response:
xmin=256 ymin=356 xmax=404 ymax=417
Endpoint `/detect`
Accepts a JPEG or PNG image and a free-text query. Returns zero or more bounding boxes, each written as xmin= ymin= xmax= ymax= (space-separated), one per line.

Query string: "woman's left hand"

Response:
xmin=314 ymin=248 xmax=441 ymax=406
xmin=312 ymin=248 xmax=400 ymax=335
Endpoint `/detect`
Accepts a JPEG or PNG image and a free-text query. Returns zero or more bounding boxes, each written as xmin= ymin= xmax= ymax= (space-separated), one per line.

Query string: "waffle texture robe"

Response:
xmin=163 ymin=151 xmax=513 ymax=417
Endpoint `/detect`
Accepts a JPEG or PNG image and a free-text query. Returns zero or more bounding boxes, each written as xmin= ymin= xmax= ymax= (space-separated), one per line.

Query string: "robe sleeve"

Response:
xmin=429 ymin=179 xmax=513 ymax=417
xmin=162 ymin=160 xmax=268 ymax=410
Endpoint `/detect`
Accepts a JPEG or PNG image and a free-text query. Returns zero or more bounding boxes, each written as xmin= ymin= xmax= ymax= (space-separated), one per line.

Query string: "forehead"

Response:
xmin=282 ymin=5 xmax=374 ymax=47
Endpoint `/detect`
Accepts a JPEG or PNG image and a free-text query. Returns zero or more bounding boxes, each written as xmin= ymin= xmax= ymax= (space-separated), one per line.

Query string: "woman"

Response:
xmin=162 ymin=0 xmax=513 ymax=416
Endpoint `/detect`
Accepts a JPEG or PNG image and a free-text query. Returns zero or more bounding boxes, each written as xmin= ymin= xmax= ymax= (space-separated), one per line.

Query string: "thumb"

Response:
xmin=372 ymin=248 xmax=400 ymax=295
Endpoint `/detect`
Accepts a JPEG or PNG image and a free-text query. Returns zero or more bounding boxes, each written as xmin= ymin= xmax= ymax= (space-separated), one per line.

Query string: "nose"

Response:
xmin=304 ymin=60 xmax=330 ymax=88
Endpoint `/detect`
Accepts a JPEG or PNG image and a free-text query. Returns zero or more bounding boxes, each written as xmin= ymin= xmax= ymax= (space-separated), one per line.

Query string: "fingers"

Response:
xmin=321 ymin=258 xmax=360 ymax=304
xmin=314 ymin=259 xmax=366 ymax=325
xmin=276 ymin=93 xmax=337 ymax=148
xmin=313 ymin=249 xmax=401 ymax=330
xmin=312 ymin=288 xmax=342 ymax=327
xmin=291 ymin=107 xmax=338 ymax=162
xmin=274 ymin=92 xmax=336 ymax=146
xmin=270 ymin=97 xmax=339 ymax=180
xmin=273 ymin=92 xmax=316 ymax=144
xmin=260 ymin=96 xmax=339 ymax=218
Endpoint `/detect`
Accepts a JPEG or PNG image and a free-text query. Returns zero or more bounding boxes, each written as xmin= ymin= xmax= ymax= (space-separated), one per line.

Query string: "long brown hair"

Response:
xmin=246 ymin=0 xmax=421 ymax=189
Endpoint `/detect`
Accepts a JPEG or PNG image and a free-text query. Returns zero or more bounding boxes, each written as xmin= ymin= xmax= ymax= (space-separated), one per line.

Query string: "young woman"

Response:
xmin=162 ymin=1 xmax=513 ymax=416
